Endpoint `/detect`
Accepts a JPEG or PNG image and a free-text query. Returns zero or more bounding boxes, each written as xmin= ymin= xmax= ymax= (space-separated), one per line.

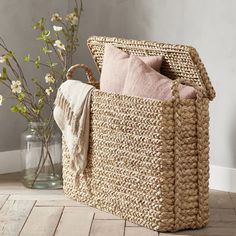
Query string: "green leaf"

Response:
xmin=32 ymin=108 xmax=40 ymax=115
xmin=34 ymin=56 xmax=41 ymax=69
xmin=36 ymin=35 xmax=42 ymax=40
xmin=38 ymin=98 xmax=45 ymax=109
xmin=23 ymin=54 xmax=30 ymax=62
xmin=20 ymin=105 xmax=27 ymax=113
xmin=8 ymin=51 xmax=13 ymax=57
xmin=33 ymin=17 xmax=45 ymax=31
xmin=2 ymin=67 xmax=7 ymax=79
xmin=18 ymin=92 xmax=25 ymax=102
xmin=37 ymin=30 xmax=50 ymax=41
xmin=42 ymin=47 xmax=52 ymax=54
xmin=11 ymin=105 xmax=19 ymax=113
xmin=11 ymin=103 xmax=27 ymax=114
xmin=32 ymin=77 xmax=37 ymax=83
xmin=46 ymin=61 xmax=58 ymax=68
xmin=52 ymin=63 xmax=57 ymax=67
xmin=35 ymin=90 xmax=42 ymax=97
xmin=4 ymin=51 xmax=14 ymax=60
xmin=39 ymin=17 xmax=45 ymax=30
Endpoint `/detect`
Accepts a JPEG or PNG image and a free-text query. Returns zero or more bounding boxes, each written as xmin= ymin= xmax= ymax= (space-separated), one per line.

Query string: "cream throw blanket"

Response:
xmin=53 ymin=80 xmax=95 ymax=183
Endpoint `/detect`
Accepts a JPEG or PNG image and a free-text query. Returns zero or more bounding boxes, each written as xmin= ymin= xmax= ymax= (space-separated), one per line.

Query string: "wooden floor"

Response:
xmin=0 ymin=173 xmax=236 ymax=236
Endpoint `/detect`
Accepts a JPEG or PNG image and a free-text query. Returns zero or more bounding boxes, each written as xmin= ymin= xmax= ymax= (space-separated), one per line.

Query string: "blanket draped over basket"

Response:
xmin=62 ymin=36 xmax=216 ymax=232
xmin=54 ymin=80 xmax=95 ymax=182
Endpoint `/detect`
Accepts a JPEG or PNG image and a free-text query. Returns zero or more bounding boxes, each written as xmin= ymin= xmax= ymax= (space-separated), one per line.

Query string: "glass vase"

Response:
xmin=21 ymin=122 xmax=62 ymax=189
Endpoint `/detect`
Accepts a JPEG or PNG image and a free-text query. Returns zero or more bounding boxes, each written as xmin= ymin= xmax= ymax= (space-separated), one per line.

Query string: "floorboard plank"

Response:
xmin=0 ymin=189 xmax=64 ymax=195
xmin=125 ymin=227 xmax=158 ymax=236
xmin=126 ymin=221 xmax=140 ymax=227
xmin=160 ymin=226 xmax=236 ymax=236
xmin=9 ymin=194 xmax=68 ymax=201
xmin=160 ymin=208 xmax=236 ymax=236
xmin=36 ymin=199 xmax=85 ymax=207
xmin=55 ymin=207 xmax=94 ymax=236
xmin=0 ymin=195 xmax=9 ymax=209
xmin=0 ymin=200 xmax=35 ymax=236
xmin=20 ymin=206 xmax=63 ymax=236
xmin=229 ymin=192 xmax=236 ymax=209
xmin=93 ymin=209 xmax=122 ymax=220
xmin=210 ymin=208 xmax=236 ymax=223
xmin=209 ymin=190 xmax=234 ymax=209
xmin=90 ymin=220 xmax=125 ymax=236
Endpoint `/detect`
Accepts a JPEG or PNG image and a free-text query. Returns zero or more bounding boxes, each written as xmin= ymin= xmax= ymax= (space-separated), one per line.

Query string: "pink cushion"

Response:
xmin=123 ymin=56 xmax=196 ymax=100
xmin=100 ymin=44 xmax=163 ymax=93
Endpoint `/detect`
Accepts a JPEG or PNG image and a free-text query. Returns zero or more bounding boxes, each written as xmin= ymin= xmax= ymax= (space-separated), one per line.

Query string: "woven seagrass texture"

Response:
xmin=87 ymin=36 xmax=215 ymax=101
xmin=62 ymin=36 xmax=214 ymax=232
xmin=63 ymin=90 xmax=210 ymax=232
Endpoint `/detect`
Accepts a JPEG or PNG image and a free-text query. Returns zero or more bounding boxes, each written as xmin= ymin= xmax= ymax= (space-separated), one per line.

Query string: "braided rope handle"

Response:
xmin=171 ymin=78 xmax=208 ymax=228
xmin=171 ymin=78 xmax=207 ymax=100
xmin=66 ymin=64 xmax=99 ymax=87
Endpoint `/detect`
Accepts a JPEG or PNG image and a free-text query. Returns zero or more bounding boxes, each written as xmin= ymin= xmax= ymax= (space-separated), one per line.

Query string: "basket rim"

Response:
xmin=87 ymin=35 xmax=216 ymax=101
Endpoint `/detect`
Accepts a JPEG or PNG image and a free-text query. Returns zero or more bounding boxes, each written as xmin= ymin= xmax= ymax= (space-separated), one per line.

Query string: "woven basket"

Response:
xmin=62 ymin=36 xmax=215 ymax=232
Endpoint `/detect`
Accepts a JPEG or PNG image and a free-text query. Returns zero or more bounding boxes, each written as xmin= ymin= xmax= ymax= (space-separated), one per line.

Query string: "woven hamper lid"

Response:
xmin=87 ymin=36 xmax=215 ymax=100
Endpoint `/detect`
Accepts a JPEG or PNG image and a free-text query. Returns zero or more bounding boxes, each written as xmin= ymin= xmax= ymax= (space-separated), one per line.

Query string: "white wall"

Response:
xmin=0 ymin=0 xmax=235 ymax=179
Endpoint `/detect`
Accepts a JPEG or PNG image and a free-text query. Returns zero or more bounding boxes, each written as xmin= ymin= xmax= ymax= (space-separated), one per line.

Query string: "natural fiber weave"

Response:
xmin=87 ymin=36 xmax=215 ymax=101
xmin=62 ymin=36 xmax=215 ymax=232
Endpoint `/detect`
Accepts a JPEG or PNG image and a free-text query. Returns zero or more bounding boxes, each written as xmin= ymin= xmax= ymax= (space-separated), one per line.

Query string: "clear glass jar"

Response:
xmin=21 ymin=122 xmax=62 ymax=189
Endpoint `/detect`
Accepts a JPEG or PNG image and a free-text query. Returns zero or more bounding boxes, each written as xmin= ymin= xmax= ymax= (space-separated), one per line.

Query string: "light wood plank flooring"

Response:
xmin=0 ymin=173 xmax=236 ymax=236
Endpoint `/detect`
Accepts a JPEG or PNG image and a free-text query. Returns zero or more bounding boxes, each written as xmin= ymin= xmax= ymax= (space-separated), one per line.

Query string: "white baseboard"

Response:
xmin=0 ymin=149 xmax=21 ymax=174
xmin=0 ymin=150 xmax=236 ymax=193
xmin=209 ymin=164 xmax=236 ymax=193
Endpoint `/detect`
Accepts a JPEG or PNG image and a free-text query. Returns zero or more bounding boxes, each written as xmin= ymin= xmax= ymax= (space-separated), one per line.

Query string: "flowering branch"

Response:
xmin=0 ymin=0 xmax=83 ymax=126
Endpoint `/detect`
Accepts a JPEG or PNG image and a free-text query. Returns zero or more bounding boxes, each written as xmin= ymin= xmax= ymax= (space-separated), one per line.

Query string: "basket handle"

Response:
xmin=171 ymin=79 xmax=207 ymax=100
xmin=66 ymin=64 xmax=98 ymax=86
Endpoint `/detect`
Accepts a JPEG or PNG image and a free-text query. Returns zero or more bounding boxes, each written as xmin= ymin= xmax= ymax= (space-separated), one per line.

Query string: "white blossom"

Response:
xmin=0 ymin=56 xmax=6 ymax=63
xmin=65 ymin=12 xmax=78 ymax=25
xmin=53 ymin=25 xmax=63 ymax=32
xmin=53 ymin=40 xmax=66 ymax=51
xmin=0 ymin=95 xmax=3 ymax=106
xmin=45 ymin=87 xmax=53 ymax=96
xmin=51 ymin=13 xmax=62 ymax=22
xmin=45 ymin=73 xmax=55 ymax=84
xmin=11 ymin=80 xmax=22 ymax=94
